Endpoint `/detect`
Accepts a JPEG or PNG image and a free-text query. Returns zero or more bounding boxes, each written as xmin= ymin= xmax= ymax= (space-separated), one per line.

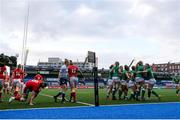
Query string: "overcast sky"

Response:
xmin=0 ymin=0 xmax=179 ymax=68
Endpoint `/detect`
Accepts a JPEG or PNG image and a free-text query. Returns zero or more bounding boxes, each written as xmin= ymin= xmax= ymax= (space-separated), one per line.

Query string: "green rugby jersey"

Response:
xmin=130 ymin=70 xmax=136 ymax=81
xmin=136 ymin=65 xmax=144 ymax=77
xmin=112 ymin=66 xmax=119 ymax=77
xmin=146 ymin=67 xmax=154 ymax=80
xmin=172 ymin=76 xmax=180 ymax=84
xmin=122 ymin=70 xmax=128 ymax=80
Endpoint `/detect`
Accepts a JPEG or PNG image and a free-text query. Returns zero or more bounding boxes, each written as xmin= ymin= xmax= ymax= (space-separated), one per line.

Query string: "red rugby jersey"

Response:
xmin=68 ymin=65 xmax=79 ymax=77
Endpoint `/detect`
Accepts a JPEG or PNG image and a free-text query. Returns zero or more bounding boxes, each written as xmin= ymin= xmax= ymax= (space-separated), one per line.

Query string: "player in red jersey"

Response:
xmin=3 ymin=75 xmax=10 ymax=94
xmin=23 ymin=79 xmax=47 ymax=105
xmin=0 ymin=64 xmax=7 ymax=102
xmin=34 ymin=72 xmax=43 ymax=81
xmin=9 ymin=79 xmax=47 ymax=105
xmin=68 ymin=60 xmax=83 ymax=103
xmin=11 ymin=64 xmax=25 ymax=98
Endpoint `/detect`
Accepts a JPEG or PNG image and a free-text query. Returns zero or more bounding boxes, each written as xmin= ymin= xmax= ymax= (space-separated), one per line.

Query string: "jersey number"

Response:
xmin=71 ymin=69 xmax=77 ymax=74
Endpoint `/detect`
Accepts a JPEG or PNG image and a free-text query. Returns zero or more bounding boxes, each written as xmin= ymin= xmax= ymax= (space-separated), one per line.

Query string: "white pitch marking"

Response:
xmin=39 ymin=93 xmax=94 ymax=106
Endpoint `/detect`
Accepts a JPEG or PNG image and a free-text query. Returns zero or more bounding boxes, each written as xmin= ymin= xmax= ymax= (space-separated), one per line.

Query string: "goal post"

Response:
xmin=87 ymin=51 xmax=99 ymax=106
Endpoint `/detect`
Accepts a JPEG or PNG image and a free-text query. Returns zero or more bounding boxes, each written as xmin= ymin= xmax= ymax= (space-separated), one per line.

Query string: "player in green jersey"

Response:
xmin=135 ymin=61 xmax=145 ymax=101
xmin=129 ymin=66 xmax=137 ymax=100
xmin=112 ymin=61 xmax=121 ymax=100
xmin=172 ymin=74 xmax=180 ymax=96
xmin=144 ymin=63 xmax=160 ymax=101
xmin=111 ymin=62 xmax=119 ymax=100
xmin=118 ymin=65 xmax=123 ymax=100
xmin=106 ymin=65 xmax=114 ymax=100
xmin=121 ymin=65 xmax=131 ymax=100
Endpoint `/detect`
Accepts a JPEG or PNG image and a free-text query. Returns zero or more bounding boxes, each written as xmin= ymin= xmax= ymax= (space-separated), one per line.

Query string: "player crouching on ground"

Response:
xmin=54 ymin=59 xmax=69 ymax=103
xmin=68 ymin=60 xmax=83 ymax=103
xmin=34 ymin=72 xmax=43 ymax=81
xmin=9 ymin=79 xmax=47 ymax=105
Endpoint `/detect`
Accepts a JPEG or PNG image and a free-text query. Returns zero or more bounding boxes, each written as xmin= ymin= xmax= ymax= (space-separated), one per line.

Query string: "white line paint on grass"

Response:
xmin=40 ymin=93 xmax=94 ymax=106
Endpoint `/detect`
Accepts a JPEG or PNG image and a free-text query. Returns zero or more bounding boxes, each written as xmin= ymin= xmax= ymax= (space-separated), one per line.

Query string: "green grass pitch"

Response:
xmin=0 ymin=88 xmax=180 ymax=110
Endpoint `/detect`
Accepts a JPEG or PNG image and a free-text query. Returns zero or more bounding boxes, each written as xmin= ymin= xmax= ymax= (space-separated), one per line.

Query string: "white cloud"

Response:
xmin=128 ymin=1 xmax=155 ymax=18
xmin=0 ymin=0 xmax=179 ymax=68
xmin=75 ymin=4 xmax=95 ymax=16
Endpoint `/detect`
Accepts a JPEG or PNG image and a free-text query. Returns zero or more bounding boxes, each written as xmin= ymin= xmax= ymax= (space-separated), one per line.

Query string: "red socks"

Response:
xmin=70 ymin=92 xmax=76 ymax=102
xmin=74 ymin=92 xmax=76 ymax=102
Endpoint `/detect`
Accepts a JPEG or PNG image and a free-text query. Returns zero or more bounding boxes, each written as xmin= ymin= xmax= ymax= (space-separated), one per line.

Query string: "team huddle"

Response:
xmin=106 ymin=61 xmax=161 ymax=101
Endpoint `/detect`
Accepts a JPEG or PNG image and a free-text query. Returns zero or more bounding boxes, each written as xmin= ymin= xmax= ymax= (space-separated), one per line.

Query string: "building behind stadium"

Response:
xmin=152 ymin=62 xmax=180 ymax=74
xmin=38 ymin=57 xmax=94 ymax=70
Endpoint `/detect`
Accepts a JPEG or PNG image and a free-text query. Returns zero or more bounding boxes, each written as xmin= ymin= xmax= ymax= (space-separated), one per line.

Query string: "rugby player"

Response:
xmin=135 ymin=61 xmax=145 ymax=101
xmin=106 ymin=65 xmax=114 ymax=100
xmin=11 ymin=64 xmax=24 ymax=97
xmin=0 ymin=63 xmax=7 ymax=102
xmin=9 ymin=79 xmax=47 ymax=105
xmin=118 ymin=65 xmax=123 ymax=100
xmin=3 ymin=75 xmax=10 ymax=94
xmin=54 ymin=59 xmax=69 ymax=103
xmin=129 ymin=66 xmax=137 ymax=100
xmin=68 ymin=60 xmax=83 ymax=103
xmin=172 ymin=73 xmax=180 ymax=96
xmin=144 ymin=63 xmax=160 ymax=100
xmin=121 ymin=65 xmax=131 ymax=100
xmin=111 ymin=62 xmax=121 ymax=100
xmin=34 ymin=72 xmax=43 ymax=81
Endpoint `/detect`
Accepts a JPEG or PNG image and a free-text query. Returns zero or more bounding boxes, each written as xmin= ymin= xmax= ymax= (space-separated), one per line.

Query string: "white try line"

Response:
xmin=39 ymin=93 xmax=94 ymax=106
